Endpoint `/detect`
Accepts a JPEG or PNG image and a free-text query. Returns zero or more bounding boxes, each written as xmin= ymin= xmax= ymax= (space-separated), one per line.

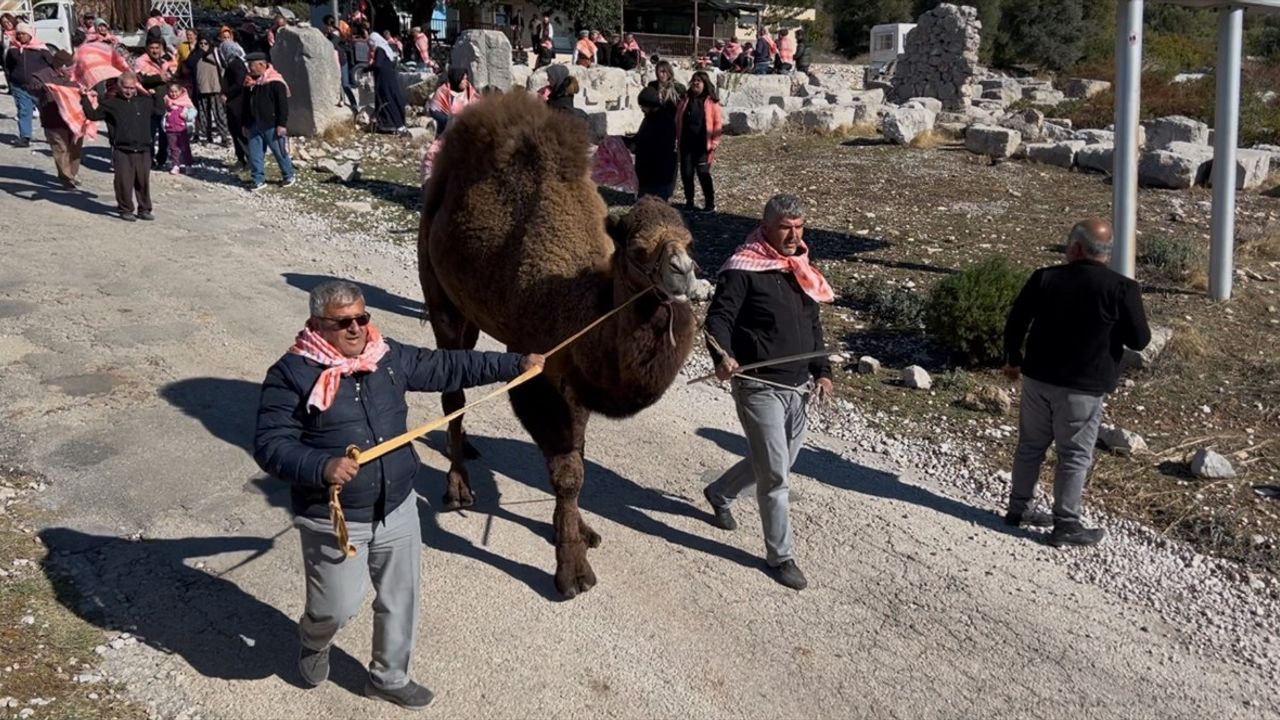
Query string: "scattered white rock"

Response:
xmin=901 ymin=365 xmax=932 ymax=390
xmin=1191 ymin=449 xmax=1236 ymax=479
xmin=1122 ymin=325 xmax=1173 ymax=370
xmin=965 ymin=125 xmax=1021 ymax=159
xmin=1097 ymin=425 xmax=1148 ymax=456
xmin=1144 ymin=115 xmax=1211 ymax=150
xmin=858 ymin=356 xmax=881 ymax=374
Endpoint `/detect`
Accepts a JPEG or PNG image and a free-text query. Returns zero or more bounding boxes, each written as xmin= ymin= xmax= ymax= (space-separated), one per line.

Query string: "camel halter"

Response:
xmin=328 ymin=285 xmax=656 ymax=558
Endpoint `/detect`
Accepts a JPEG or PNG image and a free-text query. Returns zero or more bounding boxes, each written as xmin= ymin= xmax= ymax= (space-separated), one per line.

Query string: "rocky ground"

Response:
xmin=1 ymin=94 xmax=1278 ymax=719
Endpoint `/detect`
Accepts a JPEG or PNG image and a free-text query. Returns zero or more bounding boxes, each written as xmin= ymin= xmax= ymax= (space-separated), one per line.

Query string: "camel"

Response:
xmin=417 ymin=90 xmax=698 ymax=598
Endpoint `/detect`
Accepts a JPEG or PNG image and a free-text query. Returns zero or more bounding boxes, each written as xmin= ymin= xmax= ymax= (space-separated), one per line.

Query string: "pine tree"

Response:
xmin=994 ymin=0 xmax=1086 ymax=71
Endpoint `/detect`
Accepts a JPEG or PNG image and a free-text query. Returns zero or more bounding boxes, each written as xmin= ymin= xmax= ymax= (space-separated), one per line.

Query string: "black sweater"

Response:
xmin=706 ymin=268 xmax=832 ymax=387
xmin=632 ymin=110 xmax=676 ymax=188
xmin=246 ymin=78 xmax=289 ymax=130
xmin=82 ymin=92 xmax=164 ymax=152
xmin=1004 ymin=260 xmax=1152 ymax=395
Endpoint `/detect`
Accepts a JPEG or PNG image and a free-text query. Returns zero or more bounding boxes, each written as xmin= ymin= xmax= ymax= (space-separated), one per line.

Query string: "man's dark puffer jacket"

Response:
xmin=254 ymin=338 xmax=522 ymax=524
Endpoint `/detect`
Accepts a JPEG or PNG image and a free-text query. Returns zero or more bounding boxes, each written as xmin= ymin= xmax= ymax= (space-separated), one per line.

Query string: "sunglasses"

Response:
xmin=317 ymin=312 xmax=371 ymax=330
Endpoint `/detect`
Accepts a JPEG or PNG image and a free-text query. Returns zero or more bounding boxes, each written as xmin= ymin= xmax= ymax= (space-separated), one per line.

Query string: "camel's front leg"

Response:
xmin=548 ymin=451 xmax=596 ymax=598
xmin=442 ymin=390 xmax=474 ymax=510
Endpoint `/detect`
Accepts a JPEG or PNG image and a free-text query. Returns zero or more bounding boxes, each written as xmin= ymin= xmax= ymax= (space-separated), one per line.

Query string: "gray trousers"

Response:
xmin=706 ymin=379 xmax=808 ymax=566
xmin=295 ymin=492 xmax=421 ymax=689
xmin=1009 ymin=376 xmax=1105 ymax=523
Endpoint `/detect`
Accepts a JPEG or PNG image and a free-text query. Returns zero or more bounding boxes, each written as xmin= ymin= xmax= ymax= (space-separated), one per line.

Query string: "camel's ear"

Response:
xmin=605 ymin=209 xmax=629 ymax=249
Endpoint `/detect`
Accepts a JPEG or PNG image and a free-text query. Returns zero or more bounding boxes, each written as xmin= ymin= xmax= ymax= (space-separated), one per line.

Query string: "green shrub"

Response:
xmin=925 ymin=258 xmax=1029 ymax=366
xmin=863 ymin=280 xmax=928 ymax=331
xmin=1139 ymin=235 xmax=1200 ymax=279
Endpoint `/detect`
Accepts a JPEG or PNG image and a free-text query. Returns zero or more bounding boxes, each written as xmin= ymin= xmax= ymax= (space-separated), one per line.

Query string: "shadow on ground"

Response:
xmin=159 ymin=377 xmax=262 ymax=454
xmin=38 ymin=528 xmax=369 ymax=696
xmin=282 ymin=273 xmax=424 ymax=321
xmin=415 ymin=432 xmax=767 ymax=598
xmin=0 ymin=162 xmax=114 ymax=214
xmin=696 ymin=427 xmax=1017 ymax=534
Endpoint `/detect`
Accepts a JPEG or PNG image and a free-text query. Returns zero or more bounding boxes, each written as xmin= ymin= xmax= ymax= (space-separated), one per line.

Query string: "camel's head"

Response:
xmin=607 ymin=197 xmax=697 ymax=303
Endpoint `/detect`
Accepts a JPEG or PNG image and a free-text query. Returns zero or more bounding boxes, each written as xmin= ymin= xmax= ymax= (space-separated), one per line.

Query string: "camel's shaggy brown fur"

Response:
xmin=418 ymin=90 xmax=697 ymax=598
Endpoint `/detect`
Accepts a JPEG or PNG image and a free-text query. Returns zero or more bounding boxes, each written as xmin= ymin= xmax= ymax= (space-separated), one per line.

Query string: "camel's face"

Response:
xmin=623 ymin=228 xmax=696 ymax=303
xmin=610 ymin=200 xmax=697 ymax=302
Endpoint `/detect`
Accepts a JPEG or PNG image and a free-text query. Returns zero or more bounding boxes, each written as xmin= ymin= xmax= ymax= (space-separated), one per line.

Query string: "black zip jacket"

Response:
xmin=254 ymin=338 xmax=523 ymax=524
xmin=82 ymin=91 xmax=164 ymax=152
xmin=4 ymin=46 xmax=55 ymax=91
xmin=246 ymin=78 xmax=288 ymax=130
xmin=1004 ymin=260 xmax=1152 ymax=395
xmin=705 ymin=268 xmax=832 ymax=387
xmin=222 ymin=57 xmax=248 ymax=121
xmin=631 ymin=110 xmax=677 ymax=189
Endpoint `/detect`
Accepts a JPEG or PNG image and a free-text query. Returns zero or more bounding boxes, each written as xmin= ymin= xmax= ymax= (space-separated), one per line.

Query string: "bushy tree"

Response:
xmin=827 ymin=0 xmax=914 ymax=56
xmin=926 ymin=257 xmax=1029 ymax=366
xmin=993 ymin=0 xmax=1086 ymax=71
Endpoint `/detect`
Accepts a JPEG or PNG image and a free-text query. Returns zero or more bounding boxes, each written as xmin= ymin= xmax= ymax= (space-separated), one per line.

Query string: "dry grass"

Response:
xmin=1164 ymin=320 xmax=1213 ymax=362
xmin=1239 ymin=222 xmax=1280 ymax=261
xmin=318 ymin=119 xmax=358 ymax=145
xmin=908 ymin=130 xmax=945 ymax=150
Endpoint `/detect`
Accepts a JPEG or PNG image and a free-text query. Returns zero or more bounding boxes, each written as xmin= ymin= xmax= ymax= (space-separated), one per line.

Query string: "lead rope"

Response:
xmin=328 ymin=286 xmax=655 ymax=557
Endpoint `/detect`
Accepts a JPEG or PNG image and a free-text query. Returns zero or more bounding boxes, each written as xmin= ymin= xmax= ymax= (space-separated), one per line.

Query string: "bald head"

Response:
xmin=1068 ymin=219 xmax=1113 ymax=262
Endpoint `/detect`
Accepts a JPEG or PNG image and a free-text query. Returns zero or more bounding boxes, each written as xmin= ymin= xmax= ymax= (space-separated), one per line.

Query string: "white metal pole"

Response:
xmin=1209 ymin=5 xmax=1244 ymax=301
xmin=693 ymin=0 xmax=699 ymax=61
xmin=1112 ymin=0 xmax=1143 ymax=279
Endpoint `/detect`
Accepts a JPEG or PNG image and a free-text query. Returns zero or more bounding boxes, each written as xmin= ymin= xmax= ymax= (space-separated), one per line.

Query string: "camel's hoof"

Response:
xmin=555 ymin=549 xmax=597 ymax=599
xmin=462 ymin=439 xmax=481 ymax=460
xmin=440 ymin=495 xmax=474 ymax=512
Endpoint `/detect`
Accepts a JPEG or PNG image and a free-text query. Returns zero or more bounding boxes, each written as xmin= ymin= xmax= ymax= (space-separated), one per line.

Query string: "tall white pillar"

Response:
xmin=1209 ymin=6 xmax=1244 ymax=301
xmin=1111 ymin=0 xmax=1144 ymax=278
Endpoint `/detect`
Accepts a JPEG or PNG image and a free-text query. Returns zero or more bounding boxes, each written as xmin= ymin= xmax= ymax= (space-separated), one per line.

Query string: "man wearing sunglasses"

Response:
xmin=254 ymin=279 xmax=543 ymax=710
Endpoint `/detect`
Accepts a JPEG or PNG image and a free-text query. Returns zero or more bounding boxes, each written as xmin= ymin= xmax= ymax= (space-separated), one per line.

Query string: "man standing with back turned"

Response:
xmin=702 ymin=194 xmax=834 ymax=590
xmin=1002 ymin=219 xmax=1151 ymax=547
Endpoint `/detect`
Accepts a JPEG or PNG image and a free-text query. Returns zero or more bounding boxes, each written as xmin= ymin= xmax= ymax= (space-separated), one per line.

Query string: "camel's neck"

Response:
xmin=569 ymin=279 xmax=696 ymax=419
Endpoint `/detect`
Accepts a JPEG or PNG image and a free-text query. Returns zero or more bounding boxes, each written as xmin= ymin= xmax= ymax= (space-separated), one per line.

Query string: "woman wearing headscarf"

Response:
xmin=674 ymin=71 xmax=722 ymax=212
xmin=367 ymin=30 xmax=406 ymax=132
xmin=219 ymin=39 xmax=249 ymax=169
xmin=192 ymin=34 xmax=227 ymax=146
xmin=429 ymin=66 xmax=476 ymax=133
xmin=572 ymin=30 xmax=595 ymax=68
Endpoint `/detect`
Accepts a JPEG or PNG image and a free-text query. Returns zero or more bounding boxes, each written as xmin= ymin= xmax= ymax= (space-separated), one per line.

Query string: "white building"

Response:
xmin=869 ymin=23 xmax=915 ymax=65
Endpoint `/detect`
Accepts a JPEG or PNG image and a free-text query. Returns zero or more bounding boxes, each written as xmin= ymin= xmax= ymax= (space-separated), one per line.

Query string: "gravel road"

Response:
xmin=0 ymin=97 xmax=1275 ymax=719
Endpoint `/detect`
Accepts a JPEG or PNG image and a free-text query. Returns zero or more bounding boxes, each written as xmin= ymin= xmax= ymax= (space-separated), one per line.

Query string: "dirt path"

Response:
xmin=0 ymin=101 xmax=1274 ymax=720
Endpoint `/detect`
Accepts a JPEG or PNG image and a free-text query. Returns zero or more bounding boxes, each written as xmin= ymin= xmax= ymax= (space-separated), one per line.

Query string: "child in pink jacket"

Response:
xmin=163 ymin=82 xmax=196 ymax=174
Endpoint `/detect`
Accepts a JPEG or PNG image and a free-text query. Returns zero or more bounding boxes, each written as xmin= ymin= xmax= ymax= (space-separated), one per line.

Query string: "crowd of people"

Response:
xmin=1 ymin=12 xmax=303 ymax=218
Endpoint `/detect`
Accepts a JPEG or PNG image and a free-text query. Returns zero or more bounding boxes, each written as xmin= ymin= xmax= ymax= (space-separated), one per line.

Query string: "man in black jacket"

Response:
xmin=254 ymin=280 xmax=542 ymax=710
xmin=702 ymin=194 xmax=833 ymax=590
xmin=82 ymin=72 xmax=164 ymax=221
xmin=1003 ymin=219 xmax=1151 ymax=546
xmin=243 ymin=51 xmax=295 ymax=190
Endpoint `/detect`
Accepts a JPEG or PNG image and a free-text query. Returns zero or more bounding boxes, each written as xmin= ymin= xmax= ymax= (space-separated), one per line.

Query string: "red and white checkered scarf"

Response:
xmin=720 ymin=228 xmax=834 ymax=303
xmin=288 ymin=323 xmax=390 ymax=412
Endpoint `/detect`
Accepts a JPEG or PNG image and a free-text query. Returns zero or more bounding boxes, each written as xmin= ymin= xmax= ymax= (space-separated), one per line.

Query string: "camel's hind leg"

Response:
xmin=420 ymin=246 xmax=481 ymax=511
xmin=510 ymin=378 xmax=599 ymax=599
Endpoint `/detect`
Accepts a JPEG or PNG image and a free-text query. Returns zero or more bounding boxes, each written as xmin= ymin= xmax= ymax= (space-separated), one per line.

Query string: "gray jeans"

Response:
xmin=295 ymin=492 xmax=421 ymax=689
xmin=705 ymin=378 xmax=808 ymax=566
xmin=1009 ymin=376 xmax=1105 ymax=523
